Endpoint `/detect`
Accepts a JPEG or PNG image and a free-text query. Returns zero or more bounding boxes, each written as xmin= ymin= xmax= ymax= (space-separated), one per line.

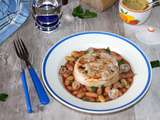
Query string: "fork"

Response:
xmin=14 ymin=47 xmax=32 ymax=112
xmin=14 ymin=39 xmax=50 ymax=105
xmin=19 ymin=61 xmax=33 ymax=113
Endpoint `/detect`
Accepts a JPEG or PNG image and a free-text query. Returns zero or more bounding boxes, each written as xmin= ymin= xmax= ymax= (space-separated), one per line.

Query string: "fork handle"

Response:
xmin=28 ymin=66 xmax=50 ymax=105
xmin=21 ymin=70 xmax=32 ymax=113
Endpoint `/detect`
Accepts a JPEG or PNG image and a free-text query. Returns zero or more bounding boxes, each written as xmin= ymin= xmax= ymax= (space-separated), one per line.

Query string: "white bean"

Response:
xmin=85 ymin=92 xmax=98 ymax=98
xmin=121 ymin=79 xmax=129 ymax=88
xmin=108 ymin=88 xmax=119 ymax=99
xmin=72 ymin=81 xmax=80 ymax=90
xmin=120 ymin=64 xmax=130 ymax=73
xmin=98 ymin=95 xmax=106 ymax=102
xmin=97 ymin=87 xmax=103 ymax=95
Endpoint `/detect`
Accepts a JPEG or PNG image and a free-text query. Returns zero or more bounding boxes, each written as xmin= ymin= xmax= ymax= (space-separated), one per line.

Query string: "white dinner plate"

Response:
xmin=42 ymin=32 xmax=152 ymax=114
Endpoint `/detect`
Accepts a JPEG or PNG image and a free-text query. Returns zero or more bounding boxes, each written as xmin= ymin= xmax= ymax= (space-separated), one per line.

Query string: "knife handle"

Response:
xmin=21 ymin=70 xmax=32 ymax=113
xmin=28 ymin=66 xmax=50 ymax=105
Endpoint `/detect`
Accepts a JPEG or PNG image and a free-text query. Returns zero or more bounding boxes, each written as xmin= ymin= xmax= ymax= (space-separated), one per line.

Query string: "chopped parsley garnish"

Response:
xmin=101 ymin=85 xmax=105 ymax=89
xmin=118 ymin=60 xmax=125 ymax=66
xmin=105 ymin=47 xmax=111 ymax=54
xmin=90 ymin=86 xmax=98 ymax=92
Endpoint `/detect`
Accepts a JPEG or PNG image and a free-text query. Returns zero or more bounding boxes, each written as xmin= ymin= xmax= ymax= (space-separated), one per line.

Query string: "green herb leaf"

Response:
xmin=123 ymin=0 xmax=128 ymax=4
xmin=121 ymin=9 xmax=124 ymax=13
xmin=83 ymin=97 xmax=89 ymax=101
xmin=150 ymin=60 xmax=160 ymax=68
xmin=101 ymin=85 xmax=105 ymax=89
xmin=0 ymin=93 xmax=8 ymax=102
xmin=90 ymin=86 xmax=97 ymax=92
xmin=72 ymin=5 xmax=97 ymax=19
xmin=72 ymin=5 xmax=84 ymax=17
xmin=80 ymin=9 xmax=97 ymax=19
xmin=105 ymin=47 xmax=111 ymax=54
xmin=118 ymin=60 xmax=125 ymax=66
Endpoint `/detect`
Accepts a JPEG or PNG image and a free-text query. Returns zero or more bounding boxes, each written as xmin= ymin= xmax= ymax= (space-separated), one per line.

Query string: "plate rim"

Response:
xmin=41 ymin=31 xmax=152 ymax=114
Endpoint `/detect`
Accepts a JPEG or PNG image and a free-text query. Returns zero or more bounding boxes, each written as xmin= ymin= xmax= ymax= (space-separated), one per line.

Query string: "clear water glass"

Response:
xmin=32 ymin=0 xmax=62 ymax=31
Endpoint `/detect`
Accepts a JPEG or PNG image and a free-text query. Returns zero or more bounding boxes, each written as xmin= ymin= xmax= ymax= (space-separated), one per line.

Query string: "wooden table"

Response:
xmin=0 ymin=1 xmax=160 ymax=120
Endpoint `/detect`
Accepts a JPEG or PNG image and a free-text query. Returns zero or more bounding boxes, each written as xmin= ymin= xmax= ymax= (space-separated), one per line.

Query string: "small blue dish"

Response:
xmin=0 ymin=0 xmax=30 ymax=44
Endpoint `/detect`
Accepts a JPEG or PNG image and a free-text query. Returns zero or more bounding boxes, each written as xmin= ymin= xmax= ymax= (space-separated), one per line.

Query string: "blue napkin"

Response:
xmin=0 ymin=0 xmax=30 ymax=44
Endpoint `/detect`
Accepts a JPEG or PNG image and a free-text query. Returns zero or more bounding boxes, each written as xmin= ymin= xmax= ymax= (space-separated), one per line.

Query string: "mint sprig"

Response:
xmin=72 ymin=5 xmax=97 ymax=19
xmin=0 ymin=93 xmax=8 ymax=102
xmin=150 ymin=60 xmax=160 ymax=68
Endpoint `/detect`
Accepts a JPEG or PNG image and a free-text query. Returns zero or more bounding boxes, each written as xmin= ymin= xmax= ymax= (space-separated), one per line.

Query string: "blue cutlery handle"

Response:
xmin=28 ymin=66 xmax=50 ymax=105
xmin=21 ymin=70 xmax=32 ymax=113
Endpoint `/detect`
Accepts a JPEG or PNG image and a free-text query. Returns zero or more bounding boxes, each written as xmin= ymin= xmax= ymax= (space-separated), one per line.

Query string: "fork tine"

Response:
xmin=14 ymin=38 xmax=31 ymax=65
xmin=17 ymin=39 xmax=25 ymax=56
xmin=17 ymin=39 xmax=24 ymax=58
xmin=14 ymin=40 xmax=21 ymax=58
xmin=17 ymin=39 xmax=28 ymax=60
xmin=19 ymin=39 xmax=29 ymax=57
